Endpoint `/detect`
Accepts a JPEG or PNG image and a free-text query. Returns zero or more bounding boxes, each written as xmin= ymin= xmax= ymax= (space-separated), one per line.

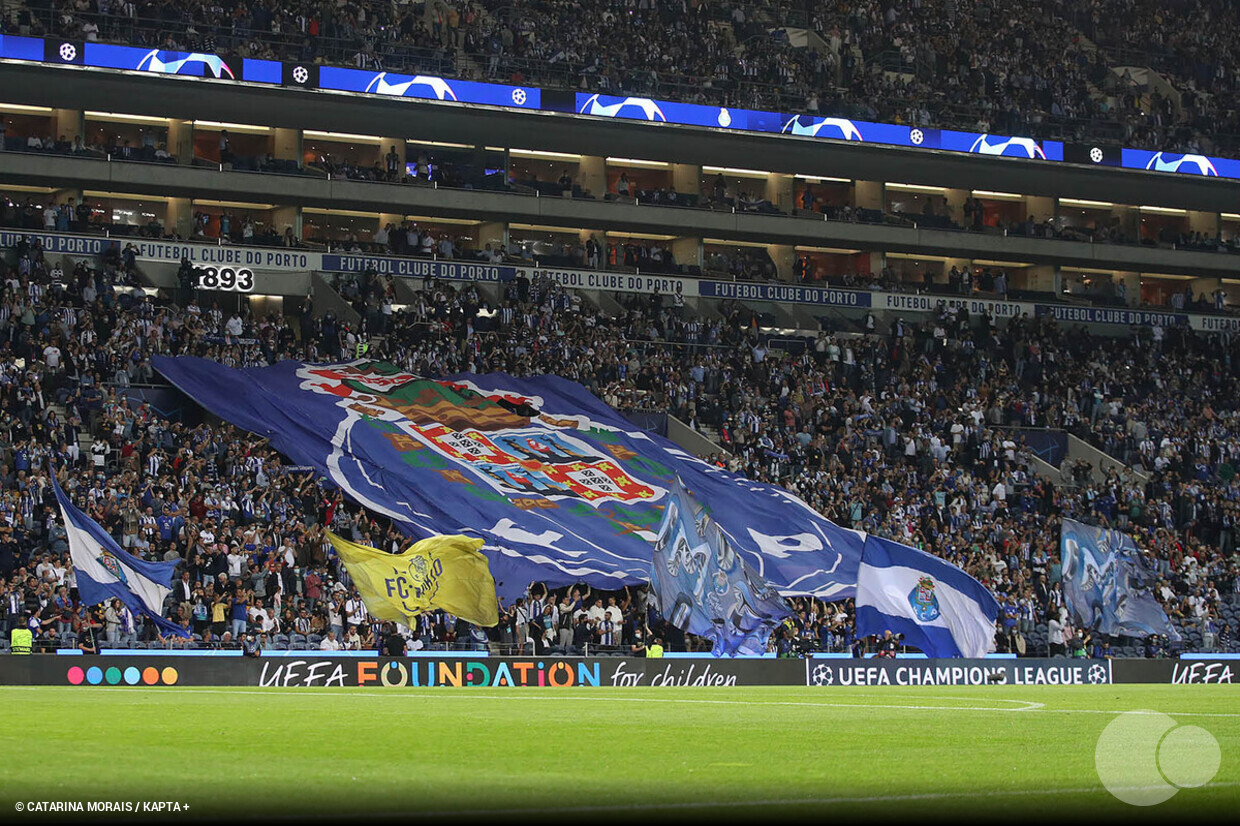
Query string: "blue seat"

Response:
xmin=273 ymin=634 xmax=290 ymax=647
xmin=307 ymin=634 xmax=322 ymax=645
xmin=290 ymin=641 xmax=308 ymax=650
xmin=290 ymin=634 xmax=307 ymax=647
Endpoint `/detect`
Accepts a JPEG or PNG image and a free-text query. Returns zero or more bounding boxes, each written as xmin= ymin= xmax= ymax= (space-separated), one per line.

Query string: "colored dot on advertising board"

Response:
xmin=85 ymin=666 xmax=104 ymax=685
xmin=142 ymin=667 xmax=160 ymax=685
xmin=104 ymin=667 xmax=122 ymax=685
xmin=66 ymin=666 xmax=85 ymax=685
xmin=123 ymin=667 xmax=141 ymax=685
xmin=160 ymin=667 xmax=179 ymax=685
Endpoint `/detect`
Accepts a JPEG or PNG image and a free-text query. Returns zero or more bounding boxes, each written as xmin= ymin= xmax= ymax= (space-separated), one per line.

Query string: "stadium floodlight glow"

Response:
xmin=191 ymin=199 xmax=275 ymax=210
xmin=703 ymin=238 xmax=770 ymax=248
xmin=887 ymin=183 xmax=946 ymax=193
xmin=606 ymin=232 xmax=677 ymax=241
xmin=795 ymin=175 xmax=852 ymax=183
xmin=1059 ymin=198 xmax=1114 ymax=208
xmin=302 ymin=207 xmax=377 ymax=218
xmin=192 ymin=120 xmax=271 ymax=133
xmin=972 ymin=190 xmax=1025 ymax=200
xmin=794 ymin=246 xmax=863 ymax=254
xmin=1139 ymin=205 xmax=1188 ymax=215
xmin=303 ymin=130 xmax=384 ymax=143
xmin=886 ymin=253 xmax=950 ymax=262
xmin=402 ymin=215 xmax=483 ymax=226
xmin=509 ymin=149 xmax=582 ymax=160
xmin=972 ymin=259 xmax=1033 ymax=267
xmin=1222 ymin=213 xmax=1240 ymax=221
xmin=0 ymin=103 xmax=54 ymax=113
xmin=702 ymin=165 xmax=770 ymax=178
xmin=85 ymin=111 xmax=169 ymax=124
xmin=605 ymin=157 xmax=670 ymax=168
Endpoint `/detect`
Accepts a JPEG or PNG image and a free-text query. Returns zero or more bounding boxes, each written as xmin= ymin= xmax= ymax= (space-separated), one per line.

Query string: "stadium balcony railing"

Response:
xmin=4 ymin=168 xmax=1240 ymax=318
xmin=10 ymin=149 xmax=1240 ymax=265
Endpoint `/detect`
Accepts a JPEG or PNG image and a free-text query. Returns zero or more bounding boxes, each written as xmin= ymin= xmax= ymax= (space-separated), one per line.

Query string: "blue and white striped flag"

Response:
xmin=50 ymin=470 xmax=189 ymax=638
xmin=854 ymin=536 xmax=999 ymax=659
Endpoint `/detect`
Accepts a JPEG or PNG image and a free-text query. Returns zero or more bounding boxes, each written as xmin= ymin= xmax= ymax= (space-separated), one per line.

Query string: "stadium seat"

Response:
xmin=307 ymin=634 xmax=322 ymax=645
xmin=291 ymin=634 xmax=307 ymax=647
xmin=273 ymin=634 xmax=290 ymax=649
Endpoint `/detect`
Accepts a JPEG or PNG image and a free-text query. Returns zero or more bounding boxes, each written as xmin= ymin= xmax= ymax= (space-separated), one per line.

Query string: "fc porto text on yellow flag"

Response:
xmin=325 ymin=531 xmax=499 ymax=627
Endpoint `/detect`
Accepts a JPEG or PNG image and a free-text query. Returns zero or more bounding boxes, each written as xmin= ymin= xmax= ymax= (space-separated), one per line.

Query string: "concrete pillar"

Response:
xmin=168 ymin=119 xmax=194 ymax=165
xmin=1188 ymin=210 xmax=1220 ymax=238
xmin=867 ymin=251 xmax=884 ymax=279
xmin=271 ymin=205 xmax=301 ymax=240
xmin=671 ymin=163 xmax=700 ymax=196
xmin=854 ymin=180 xmax=884 ymax=211
xmin=767 ymin=244 xmax=795 ymax=281
xmin=944 ymin=188 xmax=968 ymax=225
xmin=477 ymin=221 xmax=508 ymax=252
xmin=1020 ymin=265 xmax=1057 ymax=295
xmin=577 ymin=155 xmax=606 ymax=199
xmin=273 ymin=128 xmax=302 ymax=165
xmin=166 ymin=197 xmax=193 ymax=239
xmin=671 ymin=236 xmax=702 ymax=269
xmin=1189 ymin=276 xmax=1218 ymax=304
xmin=1025 ymin=195 xmax=1054 ymax=225
xmin=765 ymin=173 xmax=794 ymax=213
xmin=1111 ymin=205 xmax=1140 ymax=241
xmin=51 ymin=109 xmax=82 ymax=145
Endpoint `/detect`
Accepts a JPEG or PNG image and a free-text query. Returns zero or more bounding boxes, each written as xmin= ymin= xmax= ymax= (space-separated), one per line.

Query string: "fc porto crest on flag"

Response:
xmin=97 ymin=550 xmax=130 ymax=586
xmin=154 ymin=356 xmax=867 ymax=601
xmin=908 ymin=576 xmax=941 ymax=622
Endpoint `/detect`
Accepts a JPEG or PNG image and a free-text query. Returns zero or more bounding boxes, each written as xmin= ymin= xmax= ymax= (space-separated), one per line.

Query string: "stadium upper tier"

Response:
xmin=4 ymin=0 xmax=1240 ymax=156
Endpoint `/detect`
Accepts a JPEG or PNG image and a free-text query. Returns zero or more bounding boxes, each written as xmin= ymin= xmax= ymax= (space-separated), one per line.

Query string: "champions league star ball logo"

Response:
xmin=1088 ymin=664 xmax=1109 ymax=684
xmin=811 ymin=664 xmax=834 ymax=685
xmin=908 ymin=576 xmax=941 ymax=622
xmin=1146 ymin=152 xmax=1218 ymax=176
xmin=58 ymin=42 xmax=77 ymax=62
xmin=291 ymin=66 xmax=309 ymax=84
xmin=578 ymin=95 xmax=666 ymax=121
xmin=969 ymin=134 xmax=1046 ymax=159
xmin=97 ymin=551 xmax=129 ymax=586
xmin=781 ymin=116 xmax=863 ymax=141
xmin=365 ymin=73 xmax=459 ymax=100
xmin=909 ymin=128 xmax=925 ymax=145
xmin=511 ymin=88 xmax=527 ymax=105
xmin=135 ymin=50 xmax=235 ymax=79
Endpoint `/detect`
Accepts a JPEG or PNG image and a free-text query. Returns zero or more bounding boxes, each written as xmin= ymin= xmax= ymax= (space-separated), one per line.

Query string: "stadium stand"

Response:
xmin=0 ymin=226 xmax=1237 ymax=659
xmin=6 ymin=0 xmax=1240 ymax=152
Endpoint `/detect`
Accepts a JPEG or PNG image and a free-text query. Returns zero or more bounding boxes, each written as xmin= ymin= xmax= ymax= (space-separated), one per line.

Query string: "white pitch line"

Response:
xmin=8 ymin=686 xmax=1240 ymax=717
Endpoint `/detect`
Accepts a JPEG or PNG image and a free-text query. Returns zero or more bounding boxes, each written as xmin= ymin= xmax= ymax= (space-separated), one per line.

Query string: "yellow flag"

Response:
xmin=325 ymin=531 xmax=499 ymax=627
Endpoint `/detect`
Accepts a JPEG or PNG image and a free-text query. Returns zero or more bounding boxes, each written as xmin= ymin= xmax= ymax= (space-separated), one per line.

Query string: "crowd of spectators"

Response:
xmin=7 ymin=0 xmax=1240 ymax=152
xmin=1 ymin=227 xmax=1238 ymax=660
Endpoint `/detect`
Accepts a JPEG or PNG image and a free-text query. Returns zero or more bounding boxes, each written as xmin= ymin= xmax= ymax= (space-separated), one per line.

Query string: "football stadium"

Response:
xmin=0 ymin=0 xmax=1238 ymax=820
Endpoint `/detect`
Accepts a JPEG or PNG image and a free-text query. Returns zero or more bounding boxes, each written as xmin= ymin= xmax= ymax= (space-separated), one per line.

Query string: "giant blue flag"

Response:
xmin=50 ymin=470 xmax=189 ymax=638
xmin=1060 ymin=518 xmax=1181 ymax=641
xmin=854 ymin=535 xmax=1000 ymax=658
xmin=649 ymin=479 xmax=791 ymax=656
xmin=153 ymin=357 xmax=865 ymax=601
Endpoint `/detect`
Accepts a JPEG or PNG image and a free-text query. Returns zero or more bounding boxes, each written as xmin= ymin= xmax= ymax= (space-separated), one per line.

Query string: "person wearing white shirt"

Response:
xmin=319 ymin=631 xmax=343 ymax=650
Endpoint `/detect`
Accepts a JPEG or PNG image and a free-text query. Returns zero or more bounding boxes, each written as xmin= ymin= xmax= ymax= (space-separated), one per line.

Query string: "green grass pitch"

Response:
xmin=0 ymin=685 xmax=1235 ymax=821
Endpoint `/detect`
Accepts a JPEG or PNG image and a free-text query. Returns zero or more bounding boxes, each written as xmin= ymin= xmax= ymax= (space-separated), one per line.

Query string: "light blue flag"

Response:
xmin=153 ymin=357 xmax=866 ymax=602
xmin=854 ymin=535 xmax=1000 ymax=658
xmin=649 ymin=479 xmax=791 ymax=656
xmin=50 ymin=470 xmax=189 ymax=638
xmin=1060 ymin=517 xmax=1181 ymax=641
